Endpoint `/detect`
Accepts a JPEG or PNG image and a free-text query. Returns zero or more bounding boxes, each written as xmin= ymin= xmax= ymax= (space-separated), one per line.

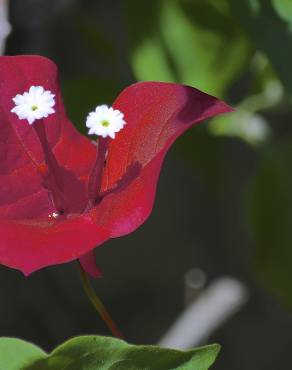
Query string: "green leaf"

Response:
xmin=229 ymin=0 xmax=292 ymax=93
xmin=0 ymin=338 xmax=46 ymax=370
xmin=209 ymin=108 xmax=270 ymax=145
xmin=18 ymin=335 xmax=219 ymax=370
xmin=247 ymin=140 xmax=292 ymax=306
xmin=129 ymin=0 xmax=251 ymax=97
xmin=131 ymin=36 xmax=176 ymax=82
xmin=272 ymin=0 xmax=292 ymax=25
xmin=160 ymin=0 xmax=251 ymax=96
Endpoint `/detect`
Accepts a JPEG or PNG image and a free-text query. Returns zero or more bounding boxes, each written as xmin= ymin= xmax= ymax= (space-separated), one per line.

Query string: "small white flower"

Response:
xmin=86 ymin=104 xmax=126 ymax=139
xmin=11 ymin=85 xmax=55 ymax=124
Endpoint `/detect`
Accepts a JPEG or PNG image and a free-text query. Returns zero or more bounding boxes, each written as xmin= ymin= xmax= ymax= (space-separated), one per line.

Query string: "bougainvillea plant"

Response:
xmin=0 ymin=55 xmax=232 ymax=278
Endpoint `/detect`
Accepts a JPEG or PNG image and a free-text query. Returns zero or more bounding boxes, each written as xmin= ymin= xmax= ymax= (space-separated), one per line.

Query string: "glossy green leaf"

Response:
xmin=20 ymin=335 xmax=219 ymax=370
xmin=247 ymin=140 xmax=292 ymax=306
xmin=0 ymin=338 xmax=46 ymax=370
xmin=229 ymin=0 xmax=292 ymax=93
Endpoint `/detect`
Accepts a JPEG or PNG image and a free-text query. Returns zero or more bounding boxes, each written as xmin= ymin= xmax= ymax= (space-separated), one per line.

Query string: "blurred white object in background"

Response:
xmin=159 ymin=276 xmax=248 ymax=350
xmin=184 ymin=268 xmax=207 ymax=306
xmin=0 ymin=0 xmax=10 ymax=54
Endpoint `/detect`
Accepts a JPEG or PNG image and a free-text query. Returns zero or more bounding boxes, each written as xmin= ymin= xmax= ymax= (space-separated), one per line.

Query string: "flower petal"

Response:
xmin=0 ymin=217 xmax=109 ymax=276
xmin=79 ymin=251 xmax=103 ymax=279
xmin=0 ymin=55 xmax=97 ymax=220
xmin=98 ymin=82 xmax=232 ymax=237
xmin=0 ymin=56 xmax=99 ymax=274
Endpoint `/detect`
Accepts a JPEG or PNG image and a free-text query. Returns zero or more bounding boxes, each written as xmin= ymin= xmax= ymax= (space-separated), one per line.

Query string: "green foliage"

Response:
xmin=128 ymin=0 xmax=251 ymax=97
xmin=0 ymin=336 xmax=219 ymax=370
xmin=128 ymin=0 xmax=292 ymax=146
xmin=247 ymin=141 xmax=292 ymax=306
xmin=209 ymin=109 xmax=270 ymax=145
xmin=272 ymin=0 xmax=292 ymax=25
xmin=0 ymin=338 xmax=46 ymax=370
xmin=229 ymin=0 xmax=292 ymax=93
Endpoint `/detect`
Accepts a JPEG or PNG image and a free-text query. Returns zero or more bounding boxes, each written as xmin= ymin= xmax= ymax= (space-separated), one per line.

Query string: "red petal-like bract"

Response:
xmin=0 ymin=55 xmax=108 ymax=275
xmin=79 ymin=251 xmax=103 ymax=278
xmin=0 ymin=55 xmax=232 ymax=275
xmin=93 ymin=82 xmax=232 ymax=237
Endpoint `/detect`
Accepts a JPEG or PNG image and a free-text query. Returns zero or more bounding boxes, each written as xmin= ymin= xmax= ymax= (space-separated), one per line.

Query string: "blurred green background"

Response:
xmin=2 ymin=1 xmax=292 ymax=369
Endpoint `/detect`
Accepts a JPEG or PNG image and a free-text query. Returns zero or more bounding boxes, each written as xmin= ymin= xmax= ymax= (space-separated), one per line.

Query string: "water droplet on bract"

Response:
xmin=48 ymin=211 xmax=60 ymax=219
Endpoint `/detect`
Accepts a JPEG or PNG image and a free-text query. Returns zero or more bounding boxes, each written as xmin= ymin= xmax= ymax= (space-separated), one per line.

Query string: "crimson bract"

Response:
xmin=0 ymin=55 xmax=232 ymax=277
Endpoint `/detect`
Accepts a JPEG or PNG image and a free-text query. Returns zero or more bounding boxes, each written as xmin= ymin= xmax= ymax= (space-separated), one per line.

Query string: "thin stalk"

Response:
xmin=78 ymin=262 xmax=124 ymax=339
xmin=87 ymin=137 xmax=109 ymax=205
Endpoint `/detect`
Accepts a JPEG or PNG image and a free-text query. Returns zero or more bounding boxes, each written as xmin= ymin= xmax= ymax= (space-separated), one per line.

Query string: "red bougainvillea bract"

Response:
xmin=0 ymin=55 xmax=232 ymax=277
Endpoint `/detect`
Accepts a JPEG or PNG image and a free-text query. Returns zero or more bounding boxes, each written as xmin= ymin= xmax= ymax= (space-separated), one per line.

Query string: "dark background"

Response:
xmin=2 ymin=1 xmax=292 ymax=369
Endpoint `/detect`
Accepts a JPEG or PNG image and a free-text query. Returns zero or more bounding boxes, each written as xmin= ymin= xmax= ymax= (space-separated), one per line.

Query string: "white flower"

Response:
xmin=86 ymin=104 xmax=126 ymax=139
xmin=11 ymin=85 xmax=55 ymax=124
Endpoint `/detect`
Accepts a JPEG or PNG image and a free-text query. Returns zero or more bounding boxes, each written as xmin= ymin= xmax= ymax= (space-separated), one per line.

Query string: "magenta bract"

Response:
xmin=0 ymin=55 xmax=232 ymax=276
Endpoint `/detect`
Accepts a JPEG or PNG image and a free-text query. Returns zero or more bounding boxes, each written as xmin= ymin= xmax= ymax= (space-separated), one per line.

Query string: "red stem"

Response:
xmin=34 ymin=119 xmax=65 ymax=213
xmin=87 ymin=138 xmax=109 ymax=205
xmin=78 ymin=262 xmax=124 ymax=339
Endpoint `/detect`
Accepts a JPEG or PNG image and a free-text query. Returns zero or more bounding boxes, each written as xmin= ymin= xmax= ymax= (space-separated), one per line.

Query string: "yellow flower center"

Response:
xmin=101 ymin=120 xmax=110 ymax=127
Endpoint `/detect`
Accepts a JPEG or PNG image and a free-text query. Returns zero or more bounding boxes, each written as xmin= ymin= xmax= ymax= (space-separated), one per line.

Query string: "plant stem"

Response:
xmin=78 ymin=262 xmax=124 ymax=339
